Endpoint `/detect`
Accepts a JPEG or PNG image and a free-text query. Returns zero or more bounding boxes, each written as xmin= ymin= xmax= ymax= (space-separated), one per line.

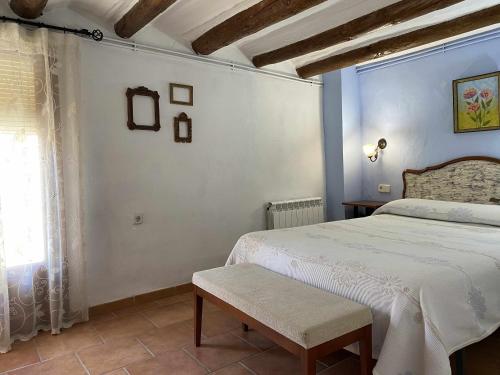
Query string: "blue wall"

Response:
xmin=323 ymin=68 xmax=363 ymax=221
xmin=323 ymin=36 xmax=500 ymax=213
xmin=341 ymin=68 xmax=362 ymax=204
xmin=323 ymin=71 xmax=345 ymax=221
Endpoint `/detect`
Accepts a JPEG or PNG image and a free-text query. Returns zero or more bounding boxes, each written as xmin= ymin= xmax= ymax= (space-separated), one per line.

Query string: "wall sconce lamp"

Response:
xmin=363 ymin=138 xmax=387 ymax=162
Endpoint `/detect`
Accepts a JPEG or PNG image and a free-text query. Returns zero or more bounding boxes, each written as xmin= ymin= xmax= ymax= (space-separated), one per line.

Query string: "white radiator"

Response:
xmin=267 ymin=197 xmax=325 ymax=230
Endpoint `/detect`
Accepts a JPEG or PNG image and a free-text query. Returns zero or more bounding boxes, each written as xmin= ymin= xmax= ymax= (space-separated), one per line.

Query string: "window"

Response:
xmin=0 ymin=52 xmax=45 ymax=267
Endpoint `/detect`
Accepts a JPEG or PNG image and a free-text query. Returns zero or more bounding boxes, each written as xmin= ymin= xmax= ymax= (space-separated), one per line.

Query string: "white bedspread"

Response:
xmin=226 ymin=199 xmax=500 ymax=375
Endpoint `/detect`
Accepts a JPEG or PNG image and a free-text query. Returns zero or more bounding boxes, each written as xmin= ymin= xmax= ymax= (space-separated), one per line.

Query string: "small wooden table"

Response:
xmin=342 ymin=200 xmax=388 ymax=218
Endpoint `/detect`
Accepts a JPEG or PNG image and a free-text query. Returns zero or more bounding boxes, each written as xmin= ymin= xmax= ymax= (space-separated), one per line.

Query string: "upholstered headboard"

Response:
xmin=403 ymin=156 xmax=500 ymax=204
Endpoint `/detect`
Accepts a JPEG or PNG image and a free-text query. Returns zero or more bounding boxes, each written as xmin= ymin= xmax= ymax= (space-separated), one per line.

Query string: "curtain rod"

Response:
xmin=99 ymin=36 xmax=323 ymax=86
xmin=0 ymin=15 xmax=322 ymax=86
xmin=0 ymin=15 xmax=104 ymax=41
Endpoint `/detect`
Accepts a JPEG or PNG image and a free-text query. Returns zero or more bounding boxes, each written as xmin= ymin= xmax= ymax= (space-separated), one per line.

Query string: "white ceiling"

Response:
xmin=11 ymin=0 xmax=500 ymax=74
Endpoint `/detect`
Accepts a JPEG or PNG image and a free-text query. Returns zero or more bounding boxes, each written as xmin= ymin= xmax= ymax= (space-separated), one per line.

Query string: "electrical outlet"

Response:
xmin=133 ymin=214 xmax=144 ymax=225
xmin=378 ymin=184 xmax=391 ymax=193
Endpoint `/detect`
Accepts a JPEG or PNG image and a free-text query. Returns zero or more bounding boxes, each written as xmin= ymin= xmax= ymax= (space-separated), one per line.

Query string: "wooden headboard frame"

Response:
xmin=402 ymin=156 xmax=500 ymax=202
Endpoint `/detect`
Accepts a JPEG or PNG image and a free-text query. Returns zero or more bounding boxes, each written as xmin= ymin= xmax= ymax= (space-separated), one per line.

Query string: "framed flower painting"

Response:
xmin=453 ymin=72 xmax=500 ymax=133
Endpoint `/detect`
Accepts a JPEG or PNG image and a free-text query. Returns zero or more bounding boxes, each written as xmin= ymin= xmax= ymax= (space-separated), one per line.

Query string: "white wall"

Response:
xmin=79 ymin=41 xmax=325 ymax=306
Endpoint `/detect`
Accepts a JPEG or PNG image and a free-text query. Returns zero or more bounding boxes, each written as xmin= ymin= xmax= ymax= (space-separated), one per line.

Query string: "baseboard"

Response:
xmin=89 ymin=283 xmax=193 ymax=317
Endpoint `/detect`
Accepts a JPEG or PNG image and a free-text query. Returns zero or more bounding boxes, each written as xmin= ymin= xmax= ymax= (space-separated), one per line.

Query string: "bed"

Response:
xmin=226 ymin=156 xmax=500 ymax=375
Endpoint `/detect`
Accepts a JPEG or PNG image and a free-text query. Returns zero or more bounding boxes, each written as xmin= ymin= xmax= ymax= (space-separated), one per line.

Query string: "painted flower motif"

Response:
xmin=463 ymin=87 xmax=477 ymax=99
xmin=467 ymin=102 xmax=480 ymax=113
xmin=480 ymin=88 xmax=493 ymax=100
xmin=464 ymin=85 xmax=495 ymax=128
xmin=378 ymin=275 xmax=403 ymax=296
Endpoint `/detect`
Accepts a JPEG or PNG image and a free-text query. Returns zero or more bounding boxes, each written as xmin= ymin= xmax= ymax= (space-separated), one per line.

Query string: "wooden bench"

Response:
xmin=192 ymin=263 xmax=373 ymax=375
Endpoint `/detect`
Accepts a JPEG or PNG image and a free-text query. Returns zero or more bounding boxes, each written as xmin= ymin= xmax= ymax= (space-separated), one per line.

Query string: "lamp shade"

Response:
xmin=363 ymin=144 xmax=377 ymax=157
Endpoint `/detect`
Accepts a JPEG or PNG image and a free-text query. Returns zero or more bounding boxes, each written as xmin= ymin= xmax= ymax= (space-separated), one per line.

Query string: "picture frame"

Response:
xmin=169 ymin=83 xmax=194 ymax=106
xmin=174 ymin=112 xmax=192 ymax=143
xmin=453 ymin=71 xmax=500 ymax=133
xmin=126 ymin=86 xmax=161 ymax=131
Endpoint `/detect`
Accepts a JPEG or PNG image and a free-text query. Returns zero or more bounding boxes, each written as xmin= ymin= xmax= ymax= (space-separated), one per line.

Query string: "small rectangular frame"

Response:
xmin=170 ymin=83 xmax=194 ymax=106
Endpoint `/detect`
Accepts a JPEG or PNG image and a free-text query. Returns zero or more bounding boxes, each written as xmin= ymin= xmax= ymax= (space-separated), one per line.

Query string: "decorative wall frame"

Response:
xmin=453 ymin=71 xmax=500 ymax=133
xmin=126 ymin=86 xmax=161 ymax=131
xmin=174 ymin=112 xmax=192 ymax=143
xmin=170 ymin=83 xmax=194 ymax=106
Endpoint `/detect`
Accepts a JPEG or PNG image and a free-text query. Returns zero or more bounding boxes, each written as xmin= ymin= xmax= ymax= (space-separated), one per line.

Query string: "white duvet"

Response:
xmin=226 ymin=199 xmax=500 ymax=375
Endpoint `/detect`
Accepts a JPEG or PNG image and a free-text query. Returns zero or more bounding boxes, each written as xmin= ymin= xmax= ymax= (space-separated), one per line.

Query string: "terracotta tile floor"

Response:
xmin=0 ymin=293 xmax=360 ymax=374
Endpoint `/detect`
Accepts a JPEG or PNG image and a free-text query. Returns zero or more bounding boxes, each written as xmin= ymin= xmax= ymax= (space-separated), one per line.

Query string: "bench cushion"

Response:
xmin=192 ymin=263 xmax=372 ymax=349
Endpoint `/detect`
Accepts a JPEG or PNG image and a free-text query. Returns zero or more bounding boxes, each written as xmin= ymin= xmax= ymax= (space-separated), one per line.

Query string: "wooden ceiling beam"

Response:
xmin=115 ymin=0 xmax=177 ymax=39
xmin=9 ymin=0 xmax=48 ymax=19
xmin=253 ymin=0 xmax=465 ymax=68
xmin=192 ymin=0 xmax=326 ymax=56
xmin=297 ymin=4 xmax=500 ymax=78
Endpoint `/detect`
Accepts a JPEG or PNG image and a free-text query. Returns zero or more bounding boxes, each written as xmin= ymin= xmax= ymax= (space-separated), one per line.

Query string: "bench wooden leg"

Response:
xmin=300 ymin=349 xmax=315 ymax=375
xmin=359 ymin=325 xmax=373 ymax=375
xmin=194 ymin=287 xmax=203 ymax=347
xmin=242 ymin=323 xmax=249 ymax=332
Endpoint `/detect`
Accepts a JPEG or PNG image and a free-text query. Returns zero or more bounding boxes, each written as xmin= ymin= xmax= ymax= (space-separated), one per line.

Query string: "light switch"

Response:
xmin=378 ymin=184 xmax=391 ymax=193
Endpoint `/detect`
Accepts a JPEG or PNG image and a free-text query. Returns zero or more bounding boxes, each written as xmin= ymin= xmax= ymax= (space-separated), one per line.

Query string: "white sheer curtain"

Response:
xmin=0 ymin=23 xmax=87 ymax=353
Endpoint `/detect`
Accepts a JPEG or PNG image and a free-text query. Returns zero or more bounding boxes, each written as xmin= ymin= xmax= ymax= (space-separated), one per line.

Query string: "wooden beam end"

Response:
xmin=296 ymin=67 xmax=312 ymax=79
xmin=191 ymin=40 xmax=207 ymax=55
xmin=114 ymin=20 xmax=130 ymax=39
xmin=192 ymin=35 xmax=224 ymax=55
xmin=113 ymin=0 xmax=177 ymax=40
xmin=252 ymin=57 xmax=262 ymax=68
xmin=9 ymin=0 xmax=48 ymax=19
xmin=255 ymin=53 xmax=285 ymax=68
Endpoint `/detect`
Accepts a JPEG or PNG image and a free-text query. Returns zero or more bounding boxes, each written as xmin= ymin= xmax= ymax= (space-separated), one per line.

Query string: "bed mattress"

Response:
xmin=226 ymin=199 xmax=500 ymax=375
